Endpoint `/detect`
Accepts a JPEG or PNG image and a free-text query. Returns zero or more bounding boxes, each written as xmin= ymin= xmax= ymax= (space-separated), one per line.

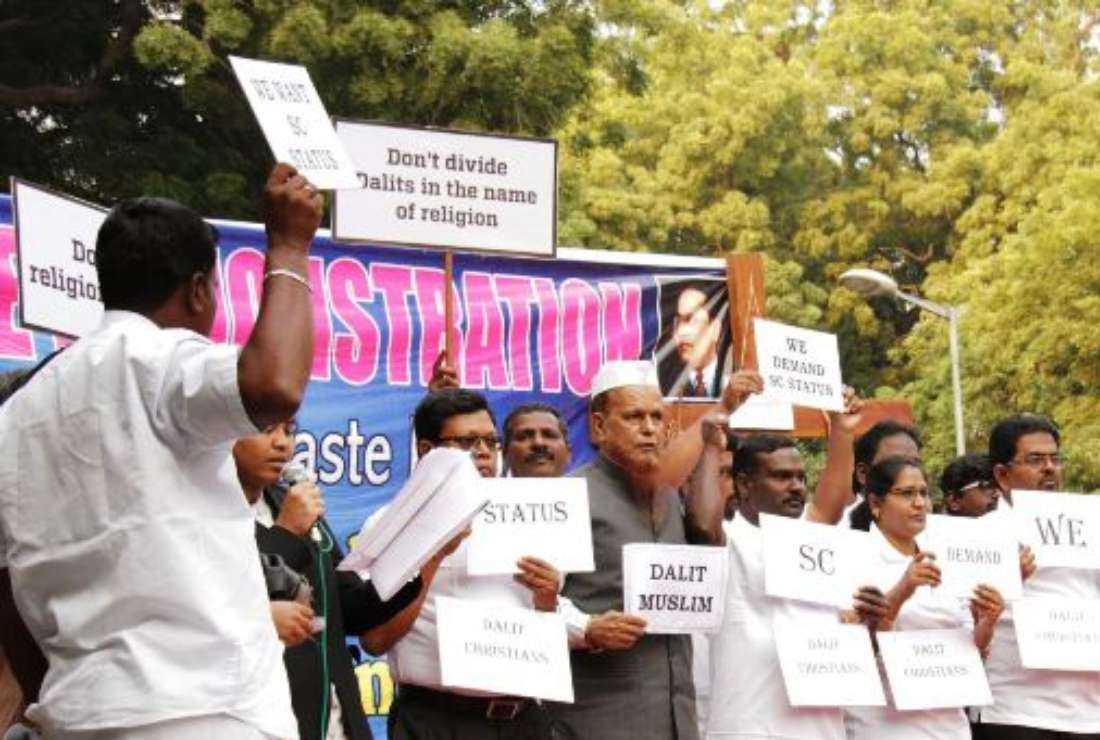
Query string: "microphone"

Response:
xmin=279 ymin=461 xmax=322 ymax=544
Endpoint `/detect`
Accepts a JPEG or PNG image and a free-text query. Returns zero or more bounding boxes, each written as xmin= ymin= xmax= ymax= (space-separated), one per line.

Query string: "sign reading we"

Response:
xmin=1012 ymin=490 xmax=1100 ymax=570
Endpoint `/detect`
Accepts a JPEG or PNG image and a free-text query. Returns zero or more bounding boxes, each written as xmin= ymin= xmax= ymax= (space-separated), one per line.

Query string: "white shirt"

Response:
xmin=844 ymin=524 xmax=972 ymax=740
xmin=358 ymin=506 xmax=530 ymax=695
xmin=0 ymin=311 xmax=296 ymax=738
xmin=972 ymin=500 xmax=1100 ymax=733
xmin=707 ymin=514 xmax=846 ymax=739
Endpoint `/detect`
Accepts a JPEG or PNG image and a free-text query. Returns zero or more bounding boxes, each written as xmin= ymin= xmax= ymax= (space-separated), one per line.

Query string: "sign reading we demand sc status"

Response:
xmin=754 ymin=318 xmax=844 ymax=412
xmin=12 ymin=179 xmax=106 ymax=338
xmin=333 ymin=120 xmax=557 ymax=257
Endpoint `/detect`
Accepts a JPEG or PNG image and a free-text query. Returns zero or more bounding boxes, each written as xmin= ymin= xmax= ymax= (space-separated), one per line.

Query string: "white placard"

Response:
xmin=753 ymin=318 xmax=844 ymax=412
xmin=877 ymin=629 xmax=993 ymax=711
xmin=465 ymin=478 xmax=594 ymax=576
xmin=1014 ymin=597 xmax=1100 ymax=671
xmin=922 ymin=514 xmax=1023 ymax=600
xmin=1012 ymin=490 xmax=1100 ymax=570
xmin=435 ymin=595 xmax=574 ymax=702
xmin=773 ymin=616 xmax=886 ymax=707
xmin=229 ymin=56 xmax=360 ymax=190
xmin=728 ymin=395 xmax=795 ymax=431
xmin=761 ymin=513 xmax=871 ymax=609
xmin=333 ymin=120 xmax=557 ymax=256
xmin=12 ymin=179 xmax=106 ymax=337
xmin=623 ymin=543 xmax=728 ymax=634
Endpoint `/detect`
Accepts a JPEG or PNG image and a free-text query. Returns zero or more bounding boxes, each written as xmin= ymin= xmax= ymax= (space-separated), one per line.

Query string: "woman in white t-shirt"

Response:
xmin=845 ymin=456 xmax=1006 ymax=740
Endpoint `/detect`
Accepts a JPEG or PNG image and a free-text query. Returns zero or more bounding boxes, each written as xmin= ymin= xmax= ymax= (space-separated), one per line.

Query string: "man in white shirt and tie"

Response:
xmin=0 ymin=163 xmax=322 ymax=739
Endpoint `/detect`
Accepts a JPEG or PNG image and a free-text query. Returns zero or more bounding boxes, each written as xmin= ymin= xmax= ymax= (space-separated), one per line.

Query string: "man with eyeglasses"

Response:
xmin=357 ymin=388 xmax=562 ymax=740
xmin=940 ymin=453 xmax=1000 ymax=517
xmin=970 ymin=413 xmax=1100 ymax=740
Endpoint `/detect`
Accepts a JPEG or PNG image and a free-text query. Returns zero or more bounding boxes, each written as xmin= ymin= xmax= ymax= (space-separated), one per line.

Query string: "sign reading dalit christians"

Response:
xmin=333 ymin=120 xmax=557 ymax=257
xmin=465 ymin=478 xmax=594 ymax=576
xmin=877 ymin=629 xmax=993 ymax=711
xmin=773 ymin=614 xmax=886 ymax=707
xmin=753 ymin=318 xmax=844 ymax=412
xmin=761 ymin=513 xmax=871 ymax=609
xmin=435 ymin=596 xmax=573 ymax=702
xmin=622 ymin=543 xmax=728 ymax=634
xmin=922 ymin=514 xmax=1022 ymax=600
xmin=1012 ymin=490 xmax=1100 ymax=570
xmin=229 ymin=56 xmax=360 ymax=190
xmin=11 ymin=179 xmax=106 ymax=338
xmin=1014 ymin=597 xmax=1100 ymax=671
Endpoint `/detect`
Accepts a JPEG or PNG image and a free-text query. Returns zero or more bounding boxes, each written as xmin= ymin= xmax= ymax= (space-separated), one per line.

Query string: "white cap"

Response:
xmin=590 ymin=360 xmax=660 ymax=398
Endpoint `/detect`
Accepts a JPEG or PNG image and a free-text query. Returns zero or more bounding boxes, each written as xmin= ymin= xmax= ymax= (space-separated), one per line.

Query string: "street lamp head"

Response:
xmin=838 ymin=268 xmax=900 ymax=298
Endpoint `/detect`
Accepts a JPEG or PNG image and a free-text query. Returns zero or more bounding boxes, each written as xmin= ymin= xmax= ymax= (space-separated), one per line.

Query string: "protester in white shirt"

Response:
xmin=845 ymin=456 xmax=1006 ymax=740
xmin=358 ymin=388 xmax=563 ymax=740
xmin=970 ymin=414 xmax=1100 ymax=739
xmin=842 ymin=420 xmax=924 ymax=526
xmin=0 ymin=164 xmax=322 ymax=739
xmin=684 ymin=386 xmax=893 ymax=740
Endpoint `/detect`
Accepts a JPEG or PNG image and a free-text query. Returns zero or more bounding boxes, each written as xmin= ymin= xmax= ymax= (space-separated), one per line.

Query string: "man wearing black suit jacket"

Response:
xmin=234 ymin=421 xmax=426 ymax=740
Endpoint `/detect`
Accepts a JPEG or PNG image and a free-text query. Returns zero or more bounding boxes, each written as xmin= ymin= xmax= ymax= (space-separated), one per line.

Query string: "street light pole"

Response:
xmin=839 ymin=270 xmax=967 ymax=456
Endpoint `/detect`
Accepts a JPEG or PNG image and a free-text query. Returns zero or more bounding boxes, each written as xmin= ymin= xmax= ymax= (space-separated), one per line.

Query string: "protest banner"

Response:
xmin=622 ymin=543 xmax=728 ymax=633
xmin=1014 ymin=597 xmax=1100 ymax=671
xmin=333 ymin=120 xmax=556 ymax=256
xmin=773 ymin=615 xmax=886 ymax=707
xmin=922 ymin=514 xmax=1022 ymax=600
xmin=753 ymin=318 xmax=844 ymax=412
xmin=1012 ymin=490 xmax=1100 ymax=570
xmin=229 ymin=56 xmax=360 ymax=190
xmin=11 ymin=179 xmax=105 ymax=337
xmin=465 ymin=477 xmax=594 ymax=576
xmin=877 ymin=629 xmax=993 ymax=711
xmin=435 ymin=595 xmax=573 ymax=702
xmin=761 ymin=513 xmax=871 ymax=608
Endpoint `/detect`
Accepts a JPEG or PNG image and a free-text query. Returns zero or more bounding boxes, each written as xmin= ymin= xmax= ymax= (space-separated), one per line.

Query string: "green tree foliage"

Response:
xmin=1 ymin=0 xmax=594 ymax=218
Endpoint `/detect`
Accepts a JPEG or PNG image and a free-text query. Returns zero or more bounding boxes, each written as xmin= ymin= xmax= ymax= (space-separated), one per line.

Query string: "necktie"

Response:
xmin=694 ymin=369 xmax=707 ymax=397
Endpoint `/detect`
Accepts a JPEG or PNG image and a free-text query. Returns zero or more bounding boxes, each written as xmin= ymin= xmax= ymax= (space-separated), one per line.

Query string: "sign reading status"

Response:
xmin=465 ymin=478 xmax=594 ymax=576
xmin=774 ymin=615 xmax=886 ymax=707
xmin=435 ymin=596 xmax=573 ymax=702
xmin=753 ymin=318 xmax=844 ymax=412
xmin=11 ymin=179 xmax=106 ymax=338
xmin=622 ymin=543 xmax=728 ymax=634
xmin=333 ymin=120 xmax=557 ymax=256
xmin=229 ymin=56 xmax=360 ymax=190
xmin=877 ymin=629 xmax=992 ymax=711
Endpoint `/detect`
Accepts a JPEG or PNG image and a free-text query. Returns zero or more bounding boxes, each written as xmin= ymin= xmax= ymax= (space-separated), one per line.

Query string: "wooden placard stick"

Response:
xmin=444 ymin=249 xmax=455 ymax=366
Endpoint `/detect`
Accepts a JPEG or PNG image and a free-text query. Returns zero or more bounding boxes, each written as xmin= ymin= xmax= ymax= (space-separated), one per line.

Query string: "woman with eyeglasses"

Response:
xmin=845 ymin=455 xmax=1006 ymax=740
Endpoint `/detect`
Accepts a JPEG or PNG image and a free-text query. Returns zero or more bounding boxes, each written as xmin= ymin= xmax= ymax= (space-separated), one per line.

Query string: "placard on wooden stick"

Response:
xmin=332 ymin=120 xmax=557 ymax=257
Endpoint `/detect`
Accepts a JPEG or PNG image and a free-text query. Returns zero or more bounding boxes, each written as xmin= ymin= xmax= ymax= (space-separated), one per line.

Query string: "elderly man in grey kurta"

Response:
xmin=551 ymin=360 xmax=699 ymax=740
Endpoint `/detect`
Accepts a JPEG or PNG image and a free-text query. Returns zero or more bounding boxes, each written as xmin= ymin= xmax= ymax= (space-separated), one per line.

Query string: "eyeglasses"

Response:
xmin=886 ymin=487 xmax=932 ymax=503
xmin=958 ymin=480 xmax=996 ymax=494
xmin=438 ymin=434 xmax=502 ymax=452
xmin=1008 ymin=453 xmax=1065 ymax=469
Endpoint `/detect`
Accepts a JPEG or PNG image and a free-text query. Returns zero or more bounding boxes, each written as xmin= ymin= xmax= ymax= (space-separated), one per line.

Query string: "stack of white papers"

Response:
xmin=338 ymin=448 xmax=488 ymax=599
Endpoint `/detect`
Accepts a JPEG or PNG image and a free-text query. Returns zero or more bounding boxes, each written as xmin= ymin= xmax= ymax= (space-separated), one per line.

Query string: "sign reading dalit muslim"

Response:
xmin=622 ymin=543 xmax=728 ymax=633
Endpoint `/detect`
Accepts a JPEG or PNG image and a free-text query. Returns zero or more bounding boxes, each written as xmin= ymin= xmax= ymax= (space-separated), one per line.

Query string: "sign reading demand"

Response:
xmin=623 ymin=543 xmax=728 ymax=634
xmin=333 ymin=120 xmax=557 ymax=256
xmin=12 ymin=179 xmax=106 ymax=338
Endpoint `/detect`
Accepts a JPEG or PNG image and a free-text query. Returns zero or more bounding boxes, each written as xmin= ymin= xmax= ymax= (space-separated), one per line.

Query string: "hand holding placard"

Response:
xmin=753 ymin=318 xmax=844 ymax=412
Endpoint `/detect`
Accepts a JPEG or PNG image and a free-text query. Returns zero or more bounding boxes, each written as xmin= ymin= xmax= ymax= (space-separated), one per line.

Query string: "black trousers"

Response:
xmin=388 ymin=686 xmax=577 ymax=740
xmin=971 ymin=723 xmax=1100 ymax=740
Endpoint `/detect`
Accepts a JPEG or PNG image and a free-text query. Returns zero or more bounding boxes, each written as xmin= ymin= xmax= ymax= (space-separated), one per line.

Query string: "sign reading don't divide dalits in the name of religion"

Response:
xmin=465 ymin=477 xmax=594 ymax=576
xmin=773 ymin=614 xmax=885 ymax=707
xmin=753 ymin=318 xmax=844 ymax=412
xmin=435 ymin=595 xmax=574 ymax=702
xmin=877 ymin=629 xmax=992 ymax=711
xmin=1014 ymin=597 xmax=1100 ymax=671
xmin=1012 ymin=490 xmax=1100 ymax=570
xmin=333 ymin=120 xmax=557 ymax=256
xmin=622 ymin=543 xmax=728 ymax=634
xmin=923 ymin=514 xmax=1022 ymax=601
xmin=11 ymin=179 xmax=106 ymax=338
xmin=229 ymin=56 xmax=360 ymax=190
